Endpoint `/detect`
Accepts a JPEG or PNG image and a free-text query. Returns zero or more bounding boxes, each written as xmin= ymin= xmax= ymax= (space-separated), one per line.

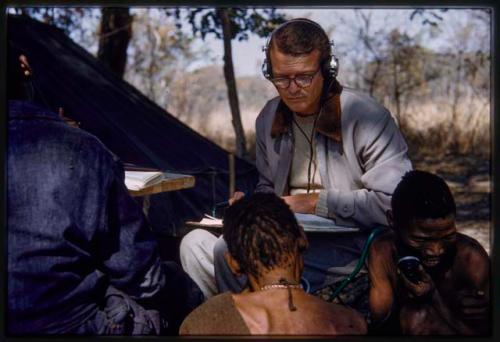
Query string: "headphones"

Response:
xmin=261 ymin=18 xmax=339 ymax=80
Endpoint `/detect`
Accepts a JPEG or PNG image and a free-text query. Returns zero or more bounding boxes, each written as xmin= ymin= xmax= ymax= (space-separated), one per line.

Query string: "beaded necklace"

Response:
xmin=259 ymin=278 xmax=302 ymax=311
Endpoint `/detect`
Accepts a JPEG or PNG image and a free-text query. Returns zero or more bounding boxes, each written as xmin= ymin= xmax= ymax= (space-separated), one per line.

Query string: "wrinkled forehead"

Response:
xmin=269 ymin=45 xmax=321 ymax=73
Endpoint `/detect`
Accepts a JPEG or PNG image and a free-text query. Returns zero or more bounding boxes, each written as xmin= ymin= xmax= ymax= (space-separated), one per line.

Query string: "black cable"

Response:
xmin=292 ymin=112 xmax=319 ymax=194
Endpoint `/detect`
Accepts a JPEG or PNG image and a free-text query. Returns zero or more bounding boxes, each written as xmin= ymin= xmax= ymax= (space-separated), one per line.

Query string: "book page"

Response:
xmin=124 ymin=171 xmax=163 ymax=190
xmin=196 ymin=217 xmax=223 ymax=227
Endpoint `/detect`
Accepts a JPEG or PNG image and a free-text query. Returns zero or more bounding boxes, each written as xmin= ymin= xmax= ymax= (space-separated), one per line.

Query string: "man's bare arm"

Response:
xmin=456 ymin=238 xmax=490 ymax=334
xmin=368 ymin=238 xmax=396 ymax=325
xmin=429 ymin=238 xmax=490 ymax=335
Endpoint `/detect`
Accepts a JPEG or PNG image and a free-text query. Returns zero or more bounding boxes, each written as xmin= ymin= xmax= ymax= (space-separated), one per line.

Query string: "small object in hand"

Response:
xmin=397 ymin=256 xmax=422 ymax=284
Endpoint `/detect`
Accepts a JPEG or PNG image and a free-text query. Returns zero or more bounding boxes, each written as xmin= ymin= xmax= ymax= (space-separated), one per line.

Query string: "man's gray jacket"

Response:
xmin=255 ymin=81 xmax=412 ymax=229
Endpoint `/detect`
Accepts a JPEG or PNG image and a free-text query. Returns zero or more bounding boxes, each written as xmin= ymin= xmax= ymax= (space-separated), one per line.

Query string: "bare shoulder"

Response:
xmin=327 ymin=302 xmax=367 ymax=334
xmin=311 ymin=295 xmax=367 ymax=334
xmin=179 ymin=293 xmax=243 ymax=335
xmin=369 ymin=230 xmax=396 ymax=260
xmin=455 ymin=233 xmax=489 ymax=262
xmin=454 ymin=233 xmax=489 ymax=278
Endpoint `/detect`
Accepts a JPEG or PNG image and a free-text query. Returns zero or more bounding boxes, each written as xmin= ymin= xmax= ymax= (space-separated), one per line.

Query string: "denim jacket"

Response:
xmin=7 ymin=101 xmax=170 ymax=334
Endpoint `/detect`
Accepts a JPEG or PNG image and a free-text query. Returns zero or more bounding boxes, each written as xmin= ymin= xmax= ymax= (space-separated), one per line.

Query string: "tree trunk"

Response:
xmin=98 ymin=7 xmax=132 ymax=78
xmin=217 ymin=8 xmax=248 ymax=159
xmin=449 ymin=50 xmax=463 ymax=152
xmin=146 ymin=19 xmax=157 ymax=101
xmin=367 ymin=59 xmax=382 ymax=96
xmin=392 ymin=58 xmax=401 ymax=122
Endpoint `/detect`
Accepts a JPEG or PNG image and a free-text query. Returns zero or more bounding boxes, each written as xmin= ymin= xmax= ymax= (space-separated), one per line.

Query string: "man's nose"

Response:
xmin=287 ymin=79 xmax=301 ymax=94
xmin=423 ymin=242 xmax=444 ymax=257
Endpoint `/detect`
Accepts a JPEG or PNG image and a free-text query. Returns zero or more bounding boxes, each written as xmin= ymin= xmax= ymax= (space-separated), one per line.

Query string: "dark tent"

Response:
xmin=7 ymin=14 xmax=259 ymax=235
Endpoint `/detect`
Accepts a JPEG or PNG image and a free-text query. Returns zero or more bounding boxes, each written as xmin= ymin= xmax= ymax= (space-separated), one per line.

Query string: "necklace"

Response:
xmin=260 ymin=283 xmax=303 ymax=291
xmin=259 ymin=279 xmax=302 ymax=311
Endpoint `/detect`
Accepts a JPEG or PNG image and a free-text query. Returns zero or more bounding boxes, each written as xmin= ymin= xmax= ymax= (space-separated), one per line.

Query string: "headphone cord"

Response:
xmin=292 ymin=112 xmax=320 ymax=194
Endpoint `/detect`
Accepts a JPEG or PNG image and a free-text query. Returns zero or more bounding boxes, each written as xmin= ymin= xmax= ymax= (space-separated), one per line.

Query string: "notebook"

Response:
xmin=124 ymin=171 xmax=163 ymax=191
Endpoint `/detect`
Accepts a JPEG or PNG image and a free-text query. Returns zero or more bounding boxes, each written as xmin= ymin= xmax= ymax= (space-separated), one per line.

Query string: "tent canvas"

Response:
xmin=7 ymin=14 xmax=259 ymax=234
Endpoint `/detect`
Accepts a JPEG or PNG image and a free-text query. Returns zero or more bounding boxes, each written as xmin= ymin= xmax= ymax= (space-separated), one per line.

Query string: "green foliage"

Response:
xmin=166 ymin=7 xmax=286 ymax=41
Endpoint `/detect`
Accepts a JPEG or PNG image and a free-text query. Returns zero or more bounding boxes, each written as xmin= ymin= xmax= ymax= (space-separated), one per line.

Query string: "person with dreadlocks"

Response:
xmin=368 ymin=170 xmax=490 ymax=335
xmin=179 ymin=193 xmax=367 ymax=335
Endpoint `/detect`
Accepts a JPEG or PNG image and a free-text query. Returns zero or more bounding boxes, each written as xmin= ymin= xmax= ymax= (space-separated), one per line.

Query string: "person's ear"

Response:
xmin=224 ymin=252 xmax=243 ymax=277
xmin=19 ymin=55 xmax=33 ymax=78
xmin=386 ymin=209 xmax=395 ymax=230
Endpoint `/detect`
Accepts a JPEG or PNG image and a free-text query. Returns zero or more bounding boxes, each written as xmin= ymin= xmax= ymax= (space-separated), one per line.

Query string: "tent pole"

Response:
xmin=229 ymin=153 xmax=235 ymax=197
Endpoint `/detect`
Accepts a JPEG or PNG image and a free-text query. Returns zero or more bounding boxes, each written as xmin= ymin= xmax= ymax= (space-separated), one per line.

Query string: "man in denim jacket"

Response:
xmin=7 ymin=54 xmax=203 ymax=335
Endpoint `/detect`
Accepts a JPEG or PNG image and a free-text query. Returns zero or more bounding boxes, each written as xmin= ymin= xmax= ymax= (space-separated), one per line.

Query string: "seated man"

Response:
xmin=180 ymin=193 xmax=367 ymax=335
xmin=7 ymin=52 xmax=203 ymax=335
xmin=368 ymin=170 xmax=490 ymax=335
xmin=181 ymin=17 xmax=411 ymax=299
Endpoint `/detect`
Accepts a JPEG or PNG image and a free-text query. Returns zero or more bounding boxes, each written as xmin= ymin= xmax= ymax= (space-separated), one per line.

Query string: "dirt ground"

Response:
xmin=412 ymin=153 xmax=491 ymax=255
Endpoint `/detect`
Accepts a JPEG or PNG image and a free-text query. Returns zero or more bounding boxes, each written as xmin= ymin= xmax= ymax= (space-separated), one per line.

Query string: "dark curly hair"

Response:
xmin=391 ymin=170 xmax=456 ymax=228
xmin=223 ymin=192 xmax=307 ymax=278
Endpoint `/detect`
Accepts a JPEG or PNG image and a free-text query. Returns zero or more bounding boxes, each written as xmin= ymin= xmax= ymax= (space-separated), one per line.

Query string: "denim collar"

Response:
xmin=270 ymin=79 xmax=343 ymax=144
xmin=8 ymin=100 xmax=60 ymax=121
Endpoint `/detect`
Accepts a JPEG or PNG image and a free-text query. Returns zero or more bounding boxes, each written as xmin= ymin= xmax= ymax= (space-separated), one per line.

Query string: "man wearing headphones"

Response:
xmin=181 ymin=18 xmax=412 ymax=300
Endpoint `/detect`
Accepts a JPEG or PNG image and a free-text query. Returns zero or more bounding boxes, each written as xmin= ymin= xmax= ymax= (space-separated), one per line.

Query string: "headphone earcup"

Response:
xmin=330 ymin=54 xmax=339 ymax=78
xmin=323 ymin=41 xmax=339 ymax=78
xmin=321 ymin=58 xmax=331 ymax=79
xmin=262 ymin=57 xmax=271 ymax=79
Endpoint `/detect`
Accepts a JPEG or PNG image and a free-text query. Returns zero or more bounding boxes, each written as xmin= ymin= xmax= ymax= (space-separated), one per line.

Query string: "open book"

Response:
xmin=124 ymin=171 xmax=163 ymax=191
xmin=195 ymin=215 xmax=224 ymax=228
xmin=188 ymin=213 xmax=359 ymax=233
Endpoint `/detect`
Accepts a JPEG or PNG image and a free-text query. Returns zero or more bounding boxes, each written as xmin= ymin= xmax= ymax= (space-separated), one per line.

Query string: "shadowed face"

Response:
xmin=399 ymin=215 xmax=457 ymax=268
xmin=269 ymin=46 xmax=324 ymax=115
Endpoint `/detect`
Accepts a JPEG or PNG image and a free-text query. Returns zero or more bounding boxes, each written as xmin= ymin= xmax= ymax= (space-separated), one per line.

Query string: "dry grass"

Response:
xmin=179 ymin=96 xmax=490 ymax=161
xmin=391 ymin=97 xmax=490 ymax=157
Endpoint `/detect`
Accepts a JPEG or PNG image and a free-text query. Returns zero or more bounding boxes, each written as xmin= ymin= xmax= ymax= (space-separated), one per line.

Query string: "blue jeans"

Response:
xmin=69 ymin=286 xmax=162 ymax=335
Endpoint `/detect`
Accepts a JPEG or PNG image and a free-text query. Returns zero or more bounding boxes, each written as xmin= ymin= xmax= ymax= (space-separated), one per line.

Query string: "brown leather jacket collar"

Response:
xmin=270 ymin=79 xmax=343 ymax=143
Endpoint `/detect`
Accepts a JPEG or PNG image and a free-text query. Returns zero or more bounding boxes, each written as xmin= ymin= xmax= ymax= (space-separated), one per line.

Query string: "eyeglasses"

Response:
xmin=270 ymin=69 xmax=321 ymax=89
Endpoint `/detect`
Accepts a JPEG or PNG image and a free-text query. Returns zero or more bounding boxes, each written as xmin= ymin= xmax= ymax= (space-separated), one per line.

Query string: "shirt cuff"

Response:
xmin=315 ymin=190 xmax=330 ymax=217
xmin=327 ymin=188 xmax=355 ymax=219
